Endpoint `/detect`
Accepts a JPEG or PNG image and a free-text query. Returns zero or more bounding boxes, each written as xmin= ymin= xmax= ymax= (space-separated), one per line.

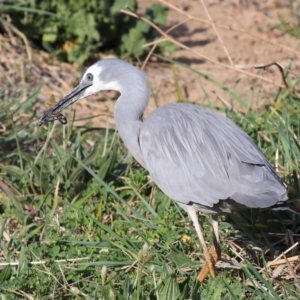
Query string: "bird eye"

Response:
xmin=86 ymin=73 xmax=93 ymax=81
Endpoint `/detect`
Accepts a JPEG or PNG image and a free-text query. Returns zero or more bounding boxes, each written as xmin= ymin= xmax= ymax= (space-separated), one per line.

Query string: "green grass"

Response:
xmin=0 ymin=61 xmax=299 ymax=299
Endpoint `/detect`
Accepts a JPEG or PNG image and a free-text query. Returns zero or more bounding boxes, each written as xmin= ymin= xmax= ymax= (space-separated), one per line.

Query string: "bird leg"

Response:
xmin=185 ymin=207 xmax=219 ymax=283
xmin=197 ymin=215 xmax=221 ymax=282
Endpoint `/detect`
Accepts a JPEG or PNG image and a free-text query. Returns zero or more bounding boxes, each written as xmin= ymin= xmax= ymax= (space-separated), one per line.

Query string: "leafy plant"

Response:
xmin=1 ymin=0 xmax=171 ymax=62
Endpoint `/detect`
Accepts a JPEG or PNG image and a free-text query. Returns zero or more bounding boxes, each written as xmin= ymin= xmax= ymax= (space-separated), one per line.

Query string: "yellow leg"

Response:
xmin=197 ymin=243 xmax=221 ymax=282
xmin=197 ymin=215 xmax=221 ymax=282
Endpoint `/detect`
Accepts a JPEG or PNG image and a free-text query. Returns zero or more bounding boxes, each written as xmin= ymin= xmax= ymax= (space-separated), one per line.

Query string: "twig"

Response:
xmin=268 ymin=255 xmax=300 ymax=267
xmin=199 ymin=0 xmax=233 ymax=65
xmin=254 ymin=62 xmax=300 ymax=89
xmin=260 ymin=241 xmax=300 ymax=273
xmin=142 ymin=18 xmax=190 ymax=71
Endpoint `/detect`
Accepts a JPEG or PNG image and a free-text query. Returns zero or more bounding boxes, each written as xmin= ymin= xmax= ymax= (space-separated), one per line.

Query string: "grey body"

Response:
xmin=37 ymin=58 xmax=289 ymax=279
xmin=140 ymin=103 xmax=287 ymax=214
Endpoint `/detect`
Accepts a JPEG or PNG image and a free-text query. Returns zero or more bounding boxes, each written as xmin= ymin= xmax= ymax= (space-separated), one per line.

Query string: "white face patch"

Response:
xmin=81 ymin=64 xmax=104 ymax=96
xmin=81 ymin=63 xmax=122 ymax=97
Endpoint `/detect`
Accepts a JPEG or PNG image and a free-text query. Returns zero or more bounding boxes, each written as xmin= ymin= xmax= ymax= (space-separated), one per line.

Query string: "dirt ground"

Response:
xmin=139 ymin=0 xmax=300 ymax=114
xmin=1 ymin=0 xmax=300 ymax=128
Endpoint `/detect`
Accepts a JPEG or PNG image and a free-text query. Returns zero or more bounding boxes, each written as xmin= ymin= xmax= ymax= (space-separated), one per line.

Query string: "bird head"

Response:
xmin=37 ymin=59 xmax=131 ymax=125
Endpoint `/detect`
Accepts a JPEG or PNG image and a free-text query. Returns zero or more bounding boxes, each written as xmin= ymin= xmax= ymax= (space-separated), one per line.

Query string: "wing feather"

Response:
xmin=139 ymin=103 xmax=287 ymax=211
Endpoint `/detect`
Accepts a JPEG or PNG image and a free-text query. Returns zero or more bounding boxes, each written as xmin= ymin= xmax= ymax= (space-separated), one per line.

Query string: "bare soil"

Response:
xmin=0 ymin=0 xmax=299 ymax=128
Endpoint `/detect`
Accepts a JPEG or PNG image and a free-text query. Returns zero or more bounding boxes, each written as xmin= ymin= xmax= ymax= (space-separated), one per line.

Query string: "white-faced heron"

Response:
xmin=38 ymin=59 xmax=289 ymax=282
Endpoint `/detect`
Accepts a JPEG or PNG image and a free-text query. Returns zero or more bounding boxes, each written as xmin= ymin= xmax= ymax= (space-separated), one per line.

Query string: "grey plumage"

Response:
xmin=140 ymin=103 xmax=287 ymax=214
xmin=38 ymin=58 xmax=289 ymax=281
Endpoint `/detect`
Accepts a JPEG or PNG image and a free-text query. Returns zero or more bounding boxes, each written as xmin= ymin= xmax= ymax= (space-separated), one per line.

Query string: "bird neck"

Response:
xmin=114 ymin=84 xmax=150 ymax=167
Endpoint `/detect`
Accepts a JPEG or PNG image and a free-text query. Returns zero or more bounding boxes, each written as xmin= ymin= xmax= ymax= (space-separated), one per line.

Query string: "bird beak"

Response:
xmin=37 ymin=80 xmax=93 ymax=125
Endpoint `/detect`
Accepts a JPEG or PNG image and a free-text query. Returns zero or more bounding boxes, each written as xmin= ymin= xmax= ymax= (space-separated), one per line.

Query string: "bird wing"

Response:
xmin=139 ymin=103 xmax=287 ymax=210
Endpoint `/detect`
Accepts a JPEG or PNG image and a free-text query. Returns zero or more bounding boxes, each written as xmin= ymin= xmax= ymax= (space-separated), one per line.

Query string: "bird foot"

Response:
xmin=197 ymin=244 xmax=221 ymax=283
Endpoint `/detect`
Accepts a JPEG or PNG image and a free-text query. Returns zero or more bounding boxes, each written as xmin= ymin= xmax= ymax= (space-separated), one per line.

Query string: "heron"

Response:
xmin=38 ymin=59 xmax=289 ymax=282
